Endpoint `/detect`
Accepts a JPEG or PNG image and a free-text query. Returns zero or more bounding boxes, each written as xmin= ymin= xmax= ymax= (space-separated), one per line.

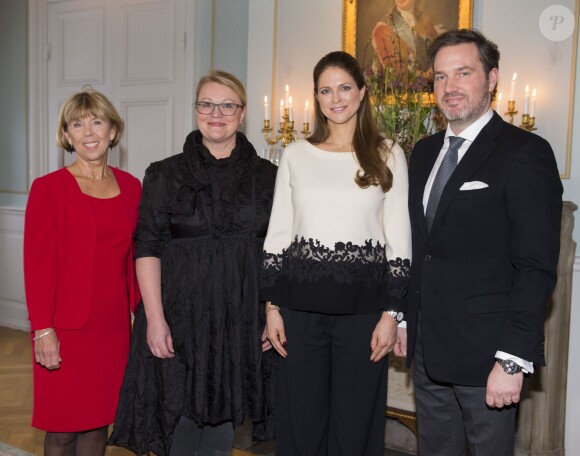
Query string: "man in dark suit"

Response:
xmin=393 ymin=29 xmax=563 ymax=455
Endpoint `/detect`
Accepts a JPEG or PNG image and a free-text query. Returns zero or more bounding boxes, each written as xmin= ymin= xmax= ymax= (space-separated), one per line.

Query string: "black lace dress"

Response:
xmin=109 ymin=131 xmax=277 ymax=455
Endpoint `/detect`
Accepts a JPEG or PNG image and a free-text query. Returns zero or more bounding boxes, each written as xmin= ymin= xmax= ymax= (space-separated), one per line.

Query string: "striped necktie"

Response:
xmin=425 ymin=136 xmax=466 ymax=232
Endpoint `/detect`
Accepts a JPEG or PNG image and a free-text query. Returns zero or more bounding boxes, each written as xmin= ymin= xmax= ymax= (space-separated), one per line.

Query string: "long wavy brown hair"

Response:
xmin=308 ymin=51 xmax=392 ymax=192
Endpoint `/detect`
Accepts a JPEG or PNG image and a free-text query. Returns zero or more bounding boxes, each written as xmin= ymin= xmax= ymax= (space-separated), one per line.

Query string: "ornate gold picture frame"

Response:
xmin=342 ymin=0 xmax=473 ymax=71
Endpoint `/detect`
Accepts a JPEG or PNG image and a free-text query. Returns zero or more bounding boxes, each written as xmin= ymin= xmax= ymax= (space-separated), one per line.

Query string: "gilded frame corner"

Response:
xmin=342 ymin=0 xmax=474 ymax=57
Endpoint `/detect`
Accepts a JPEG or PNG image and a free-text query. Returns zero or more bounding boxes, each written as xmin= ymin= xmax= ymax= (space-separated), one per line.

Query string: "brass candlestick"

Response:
xmin=262 ymin=108 xmax=310 ymax=147
xmin=505 ymin=100 xmax=518 ymax=124
xmin=520 ymin=114 xmax=537 ymax=132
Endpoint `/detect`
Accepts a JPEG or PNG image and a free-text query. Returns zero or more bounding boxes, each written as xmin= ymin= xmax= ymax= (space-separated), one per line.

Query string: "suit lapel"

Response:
xmin=411 ymin=134 xmax=444 ymax=242
xmin=428 ymin=113 xmax=503 ymax=236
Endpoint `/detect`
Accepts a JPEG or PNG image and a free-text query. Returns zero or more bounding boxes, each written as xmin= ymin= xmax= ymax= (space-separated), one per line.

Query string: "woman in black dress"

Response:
xmin=109 ymin=71 xmax=277 ymax=456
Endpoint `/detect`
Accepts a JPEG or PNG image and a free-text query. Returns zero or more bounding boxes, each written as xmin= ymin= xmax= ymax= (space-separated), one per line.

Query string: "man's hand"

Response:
xmin=486 ymin=361 xmax=523 ymax=408
xmin=393 ymin=327 xmax=407 ymax=357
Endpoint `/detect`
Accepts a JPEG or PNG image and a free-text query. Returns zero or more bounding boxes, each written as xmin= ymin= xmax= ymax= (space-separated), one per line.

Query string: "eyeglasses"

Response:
xmin=196 ymin=101 xmax=243 ymax=116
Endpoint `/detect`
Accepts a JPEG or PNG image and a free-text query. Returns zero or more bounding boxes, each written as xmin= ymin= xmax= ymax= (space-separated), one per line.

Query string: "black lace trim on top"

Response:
xmin=262 ymin=236 xmax=410 ymax=299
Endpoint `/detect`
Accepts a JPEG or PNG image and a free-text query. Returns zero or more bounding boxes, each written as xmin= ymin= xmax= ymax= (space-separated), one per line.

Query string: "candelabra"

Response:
xmin=262 ymin=108 xmax=310 ymax=148
xmin=520 ymin=114 xmax=537 ymax=132
xmin=504 ymin=100 xmax=537 ymax=131
xmin=505 ymin=100 xmax=518 ymax=124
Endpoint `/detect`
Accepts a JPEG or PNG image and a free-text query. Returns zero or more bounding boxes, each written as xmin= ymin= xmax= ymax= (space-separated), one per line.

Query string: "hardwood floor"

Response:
xmin=0 ymin=326 xmax=263 ymax=456
xmin=0 ymin=326 xmax=45 ymax=455
xmin=0 ymin=326 xmax=409 ymax=456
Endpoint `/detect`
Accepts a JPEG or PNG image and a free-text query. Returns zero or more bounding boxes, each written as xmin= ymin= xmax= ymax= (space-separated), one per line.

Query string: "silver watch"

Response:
xmin=496 ymin=358 xmax=523 ymax=375
xmin=384 ymin=310 xmax=404 ymax=323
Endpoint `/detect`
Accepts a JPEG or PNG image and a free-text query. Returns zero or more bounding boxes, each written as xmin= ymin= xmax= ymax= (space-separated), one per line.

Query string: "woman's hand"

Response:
xmin=146 ymin=317 xmax=175 ymax=358
xmin=369 ymin=312 xmax=398 ymax=363
xmin=266 ymin=303 xmax=287 ymax=358
xmin=34 ymin=329 xmax=61 ymax=370
xmin=261 ymin=325 xmax=273 ymax=352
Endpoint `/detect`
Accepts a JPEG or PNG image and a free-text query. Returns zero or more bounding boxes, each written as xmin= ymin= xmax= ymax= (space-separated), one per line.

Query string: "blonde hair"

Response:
xmin=195 ymin=70 xmax=247 ymax=107
xmin=56 ymin=88 xmax=124 ymax=151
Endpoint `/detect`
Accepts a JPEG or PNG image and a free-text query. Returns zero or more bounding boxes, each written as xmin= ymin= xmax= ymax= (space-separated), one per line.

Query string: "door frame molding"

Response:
xmin=28 ymin=0 xmax=50 ymax=184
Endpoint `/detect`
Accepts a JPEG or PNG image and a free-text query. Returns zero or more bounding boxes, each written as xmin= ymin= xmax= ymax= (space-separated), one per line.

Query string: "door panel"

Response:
xmin=47 ymin=0 xmax=192 ymax=179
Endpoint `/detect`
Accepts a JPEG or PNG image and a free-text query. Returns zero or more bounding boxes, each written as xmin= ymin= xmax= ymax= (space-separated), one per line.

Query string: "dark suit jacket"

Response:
xmin=406 ymin=112 xmax=562 ymax=386
xmin=24 ymin=167 xmax=142 ymax=330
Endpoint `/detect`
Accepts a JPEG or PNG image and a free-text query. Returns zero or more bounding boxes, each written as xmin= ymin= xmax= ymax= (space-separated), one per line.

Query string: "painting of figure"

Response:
xmin=344 ymin=0 xmax=472 ymax=76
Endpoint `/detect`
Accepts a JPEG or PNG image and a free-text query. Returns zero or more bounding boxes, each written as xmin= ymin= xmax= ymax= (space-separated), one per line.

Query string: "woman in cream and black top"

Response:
xmin=262 ymin=51 xmax=411 ymax=455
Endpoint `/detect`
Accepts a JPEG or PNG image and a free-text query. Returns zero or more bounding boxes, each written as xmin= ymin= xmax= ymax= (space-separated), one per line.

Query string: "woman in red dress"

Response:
xmin=23 ymin=88 xmax=141 ymax=456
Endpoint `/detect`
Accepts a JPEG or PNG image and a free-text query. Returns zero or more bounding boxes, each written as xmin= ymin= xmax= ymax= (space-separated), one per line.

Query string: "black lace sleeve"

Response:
xmin=386 ymin=257 xmax=411 ymax=311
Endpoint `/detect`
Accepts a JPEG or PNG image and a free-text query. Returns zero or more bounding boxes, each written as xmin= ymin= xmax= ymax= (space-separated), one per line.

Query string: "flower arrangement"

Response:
xmin=365 ymin=58 xmax=444 ymax=160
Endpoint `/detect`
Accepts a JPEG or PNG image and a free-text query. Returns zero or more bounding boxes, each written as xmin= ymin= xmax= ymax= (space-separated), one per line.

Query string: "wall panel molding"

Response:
xmin=0 ymin=207 xmax=28 ymax=331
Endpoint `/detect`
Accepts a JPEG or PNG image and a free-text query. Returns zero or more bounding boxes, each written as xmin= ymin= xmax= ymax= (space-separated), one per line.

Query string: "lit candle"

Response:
xmin=524 ymin=84 xmax=529 ymax=115
xmin=509 ymin=73 xmax=517 ymax=101
xmin=285 ymin=84 xmax=290 ymax=108
xmin=280 ymin=99 xmax=284 ymax=124
xmin=496 ymin=92 xmax=502 ymax=115
xmin=288 ymin=96 xmax=294 ymax=122
xmin=304 ymin=100 xmax=309 ymax=124
xmin=264 ymin=96 xmax=269 ymax=121
xmin=530 ymin=89 xmax=536 ymax=117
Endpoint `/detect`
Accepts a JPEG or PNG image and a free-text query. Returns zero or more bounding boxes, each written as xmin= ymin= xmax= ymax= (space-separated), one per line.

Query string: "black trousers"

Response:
xmin=275 ymin=308 xmax=388 ymax=456
xmin=413 ymin=320 xmax=517 ymax=456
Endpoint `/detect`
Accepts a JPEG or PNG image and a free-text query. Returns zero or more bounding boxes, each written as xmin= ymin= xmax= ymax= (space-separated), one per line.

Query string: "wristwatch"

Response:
xmin=496 ymin=358 xmax=523 ymax=375
xmin=384 ymin=310 xmax=404 ymax=323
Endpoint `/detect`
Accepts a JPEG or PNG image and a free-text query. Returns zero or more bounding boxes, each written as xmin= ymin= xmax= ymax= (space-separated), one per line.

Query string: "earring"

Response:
xmin=109 ymin=140 xmax=113 ymax=150
xmin=68 ymin=145 xmax=75 ymax=153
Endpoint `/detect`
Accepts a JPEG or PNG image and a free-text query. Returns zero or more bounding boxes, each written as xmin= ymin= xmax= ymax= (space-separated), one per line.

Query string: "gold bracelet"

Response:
xmin=266 ymin=304 xmax=280 ymax=311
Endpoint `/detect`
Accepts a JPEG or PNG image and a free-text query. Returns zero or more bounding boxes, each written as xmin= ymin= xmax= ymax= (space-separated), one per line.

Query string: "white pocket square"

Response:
xmin=460 ymin=181 xmax=489 ymax=191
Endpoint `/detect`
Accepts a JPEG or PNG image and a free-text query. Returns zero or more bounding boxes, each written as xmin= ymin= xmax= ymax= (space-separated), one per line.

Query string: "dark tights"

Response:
xmin=44 ymin=426 xmax=108 ymax=456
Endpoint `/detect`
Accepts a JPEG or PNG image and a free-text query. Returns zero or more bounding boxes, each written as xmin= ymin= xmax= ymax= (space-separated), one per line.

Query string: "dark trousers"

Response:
xmin=275 ymin=308 xmax=388 ymax=456
xmin=169 ymin=416 xmax=234 ymax=456
xmin=413 ymin=320 xmax=517 ymax=456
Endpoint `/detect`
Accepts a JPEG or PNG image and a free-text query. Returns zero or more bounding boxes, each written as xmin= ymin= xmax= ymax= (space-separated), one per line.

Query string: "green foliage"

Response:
xmin=366 ymin=61 xmax=444 ymax=160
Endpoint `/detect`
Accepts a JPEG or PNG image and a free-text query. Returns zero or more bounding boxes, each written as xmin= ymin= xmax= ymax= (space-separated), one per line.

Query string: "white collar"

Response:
xmin=445 ymin=108 xmax=494 ymax=143
xmin=397 ymin=8 xmax=417 ymax=28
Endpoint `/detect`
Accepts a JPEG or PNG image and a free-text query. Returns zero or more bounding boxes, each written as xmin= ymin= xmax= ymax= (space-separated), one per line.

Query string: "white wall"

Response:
xmin=0 ymin=0 xmax=28 ymax=196
xmin=246 ymin=0 xmax=343 ymax=150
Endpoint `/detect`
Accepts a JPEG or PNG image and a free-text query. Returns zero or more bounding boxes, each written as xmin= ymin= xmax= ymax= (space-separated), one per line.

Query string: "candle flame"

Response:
xmin=532 ymin=89 xmax=537 ymax=98
xmin=280 ymin=99 xmax=284 ymax=107
xmin=497 ymin=92 xmax=502 ymax=101
xmin=525 ymin=84 xmax=529 ymax=94
xmin=264 ymin=95 xmax=268 ymax=104
xmin=305 ymin=100 xmax=309 ymax=108
xmin=512 ymin=73 xmax=517 ymax=81
xmin=285 ymin=84 xmax=289 ymax=93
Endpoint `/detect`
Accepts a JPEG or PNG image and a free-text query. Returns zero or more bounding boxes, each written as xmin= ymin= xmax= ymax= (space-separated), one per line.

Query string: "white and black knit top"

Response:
xmin=260 ymin=139 xmax=412 ymax=315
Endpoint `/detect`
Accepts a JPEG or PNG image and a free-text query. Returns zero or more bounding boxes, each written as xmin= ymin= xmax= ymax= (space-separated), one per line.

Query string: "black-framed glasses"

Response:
xmin=195 ymin=101 xmax=243 ymax=116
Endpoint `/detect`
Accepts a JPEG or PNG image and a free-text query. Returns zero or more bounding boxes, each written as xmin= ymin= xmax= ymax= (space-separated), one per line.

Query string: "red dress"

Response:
xmin=24 ymin=168 xmax=141 ymax=432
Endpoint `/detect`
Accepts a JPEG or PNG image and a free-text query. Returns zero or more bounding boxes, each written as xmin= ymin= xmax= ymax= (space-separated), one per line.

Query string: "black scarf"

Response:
xmin=181 ymin=130 xmax=259 ymax=232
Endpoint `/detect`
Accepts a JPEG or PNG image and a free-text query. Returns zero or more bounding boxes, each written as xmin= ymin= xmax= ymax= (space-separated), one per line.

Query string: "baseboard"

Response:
xmin=0 ymin=298 xmax=29 ymax=332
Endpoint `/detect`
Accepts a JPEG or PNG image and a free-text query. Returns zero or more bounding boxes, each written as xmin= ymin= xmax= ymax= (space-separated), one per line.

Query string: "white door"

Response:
xmin=46 ymin=0 xmax=194 ymax=181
